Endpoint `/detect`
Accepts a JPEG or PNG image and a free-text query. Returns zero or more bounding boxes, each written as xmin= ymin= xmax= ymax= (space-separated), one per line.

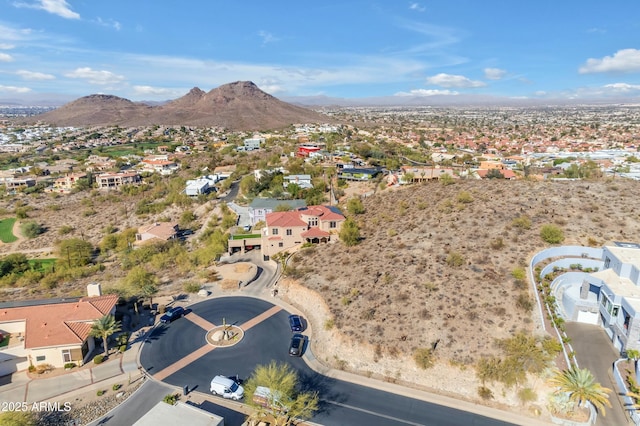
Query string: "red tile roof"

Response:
xmin=301 ymin=228 xmax=330 ymax=238
xmin=266 ymin=211 xmax=308 ymax=228
xmin=0 ymin=295 xmax=118 ymax=349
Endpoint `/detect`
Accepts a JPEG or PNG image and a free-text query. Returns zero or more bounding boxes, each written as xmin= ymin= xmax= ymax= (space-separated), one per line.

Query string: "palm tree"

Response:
xmin=89 ymin=314 xmax=122 ymax=357
xmin=548 ymin=367 xmax=612 ymax=416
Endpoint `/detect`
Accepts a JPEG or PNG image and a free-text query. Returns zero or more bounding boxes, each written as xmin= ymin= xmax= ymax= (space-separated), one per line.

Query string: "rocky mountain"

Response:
xmin=27 ymin=81 xmax=331 ymax=130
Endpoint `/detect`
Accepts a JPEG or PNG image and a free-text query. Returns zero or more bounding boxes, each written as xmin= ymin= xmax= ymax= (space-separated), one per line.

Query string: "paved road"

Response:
xmin=565 ymin=322 xmax=631 ymax=426
xmin=140 ymin=296 xmax=517 ymax=426
xmin=86 ymin=379 xmax=173 ymax=426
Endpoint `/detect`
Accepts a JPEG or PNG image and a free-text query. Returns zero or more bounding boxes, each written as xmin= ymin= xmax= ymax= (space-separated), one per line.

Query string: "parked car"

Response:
xmin=288 ymin=314 xmax=303 ymax=332
xmin=289 ymin=333 xmax=305 ymax=357
xmin=160 ymin=306 xmax=185 ymax=323
xmin=210 ymin=375 xmax=244 ymax=400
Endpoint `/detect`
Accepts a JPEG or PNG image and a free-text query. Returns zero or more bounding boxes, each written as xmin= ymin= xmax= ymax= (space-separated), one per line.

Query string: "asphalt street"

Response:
xmin=140 ymin=296 xmax=516 ymax=426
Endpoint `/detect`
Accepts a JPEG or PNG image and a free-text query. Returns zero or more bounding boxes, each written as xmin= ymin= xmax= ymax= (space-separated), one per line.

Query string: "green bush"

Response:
xmin=112 ymin=384 xmax=122 ymax=391
xmin=21 ymin=221 xmax=44 ymax=239
xmin=93 ymin=354 xmax=105 ymax=364
xmin=64 ymin=362 xmax=76 ymax=369
xmin=163 ymin=393 xmax=179 ymax=405
xmin=511 ymin=215 xmax=532 ymax=230
xmin=182 ymin=281 xmax=201 ymax=293
xmin=540 ymin=224 xmax=564 ymax=244
xmin=97 ymin=389 xmax=105 ymax=396
xmin=119 ymin=345 xmax=127 ymax=353
xmin=28 ymin=365 xmax=36 ymax=373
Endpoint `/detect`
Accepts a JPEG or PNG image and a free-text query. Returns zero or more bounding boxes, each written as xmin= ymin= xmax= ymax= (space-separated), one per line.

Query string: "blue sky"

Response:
xmin=1 ymin=0 xmax=640 ymax=102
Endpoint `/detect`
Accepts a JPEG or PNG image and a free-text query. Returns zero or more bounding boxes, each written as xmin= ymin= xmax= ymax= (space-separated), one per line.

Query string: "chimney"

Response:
xmin=87 ymin=283 xmax=102 ymax=297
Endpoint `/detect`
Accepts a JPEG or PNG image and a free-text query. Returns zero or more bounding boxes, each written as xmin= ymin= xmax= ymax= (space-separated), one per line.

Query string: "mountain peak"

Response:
xmin=27 ymin=81 xmax=331 ymax=130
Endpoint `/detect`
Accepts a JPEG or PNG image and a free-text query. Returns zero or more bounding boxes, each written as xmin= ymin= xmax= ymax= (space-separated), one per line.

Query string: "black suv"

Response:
xmin=288 ymin=315 xmax=303 ymax=332
xmin=160 ymin=306 xmax=185 ymax=323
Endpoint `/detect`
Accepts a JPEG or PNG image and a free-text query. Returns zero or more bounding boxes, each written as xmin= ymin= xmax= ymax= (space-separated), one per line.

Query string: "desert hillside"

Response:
xmin=291 ymin=178 xmax=640 ymax=366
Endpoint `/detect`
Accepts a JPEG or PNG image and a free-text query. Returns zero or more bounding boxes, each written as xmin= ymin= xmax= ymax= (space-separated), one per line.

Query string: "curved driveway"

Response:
xmin=140 ymin=296 xmax=518 ymax=426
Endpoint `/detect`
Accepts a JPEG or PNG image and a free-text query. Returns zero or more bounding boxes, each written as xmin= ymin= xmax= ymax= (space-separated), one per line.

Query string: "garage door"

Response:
xmin=576 ymin=310 xmax=599 ymax=325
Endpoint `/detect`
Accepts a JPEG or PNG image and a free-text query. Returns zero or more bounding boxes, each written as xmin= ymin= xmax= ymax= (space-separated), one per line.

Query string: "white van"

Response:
xmin=210 ymin=375 xmax=244 ymax=400
xmin=252 ymin=386 xmax=288 ymax=412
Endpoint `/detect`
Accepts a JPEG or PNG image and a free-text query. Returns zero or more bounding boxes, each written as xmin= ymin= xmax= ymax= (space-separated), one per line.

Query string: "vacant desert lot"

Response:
xmin=291 ymin=178 xmax=640 ymax=370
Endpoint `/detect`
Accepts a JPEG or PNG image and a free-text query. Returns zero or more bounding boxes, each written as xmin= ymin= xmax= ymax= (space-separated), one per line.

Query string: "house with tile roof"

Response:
xmin=135 ymin=222 xmax=180 ymax=245
xmin=261 ymin=205 xmax=346 ymax=258
xmin=0 ymin=290 xmax=118 ymax=374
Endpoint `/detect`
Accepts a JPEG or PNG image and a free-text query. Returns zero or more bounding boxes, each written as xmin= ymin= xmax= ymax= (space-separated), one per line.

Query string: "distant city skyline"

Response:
xmin=1 ymin=0 xmax=640 ymax=103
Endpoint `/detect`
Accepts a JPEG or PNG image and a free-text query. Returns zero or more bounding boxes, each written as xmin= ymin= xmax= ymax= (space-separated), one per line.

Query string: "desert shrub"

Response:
xmin=478 ymin=386 xmax=494 ymax=400
xmin=517 ymin=387 xmax=537 ymax=405
xmin=64 ymin=362 xmax=76 ymax=369
xmin=490 ymin=237 xmax=505 ymax=250
xmin=182 ymin=281 xmax=201 ymax=293
xmin=511 ymin=267 xmax=526 ymax=281
xmin=446 ymin=251 xmax=465 ymax=267
xmin=112 ymin=383 xmax=122 ymax=391
xmin=58 ymin=225 xmax=75 ymax=235
xmin=457 ymin=191 xmax=473 ymax=203
xmin=516 ymin=294 xmax=533 ymax=312
xmin=97 ymin=390 xmax=105 ymax=396
xmin=346 ymin=197 xmax=365 ymax=215
xmin=21 ymin=221 xmax=44 ymax=238
xmin=341 ymin=296 xmax=351 ymax=306
xmin=163 ymin=393 xmax=179 ymax=405
xmin=387 ymin=229 xmax=397 ymax=237
xmin=511 ymin=215 xmax=532 ymax=229
xmin=413 ymin=347 xmax=435 ymax=369
xmin=158 ymin=304 xmax=166 ymax=314
xmin=324 ymin=318 xmax=335 ymax=330
xmin=28 ymin=365 xmax=36 ymax=373
xmin=93 ymin=354 xmax=105 ymax=364
xmin=15 ymin=207 xmax=28 ymax=219
xmin=540 ymin=224 xmax=564 ymax=244
xmin=440 ymin=174 xmax=454 ymax=186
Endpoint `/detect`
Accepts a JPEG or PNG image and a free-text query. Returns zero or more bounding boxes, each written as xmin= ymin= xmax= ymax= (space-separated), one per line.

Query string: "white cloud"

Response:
xmin=0 ymin=85 xmax=32 ymax=93
xmin=579 ymin=49 xmax=640 ymax=73
xmin=257 ymin=30 xmax=278 ymax=45
xmin=484 ymin=67 xmax=507 ymax=80
xmin=16 ymin=70 xmax=55 ymax=80
xmin=409 ymin=3 xmax=426 ymax=12
xmin=132 ymin=85 xmax=178 ymax=96
xmin=95 ymin=17 xmax=122 ymax=31
xmin=0 ymin=53 xmax=14 ymax=62
xmin=603 ymin=83 xmax=640 ymax=93
xmin=425 ymin=73 xmax=486 ymax=88
xmin=395 ymin=89 xmax=458 ymax=96
xmin=0 ymin=43 xmax=15 ymax=49
xmin=14 ymin=0 xmax=80 ymax=19
xmin=65 ymin=67 xmax=125 ymax=85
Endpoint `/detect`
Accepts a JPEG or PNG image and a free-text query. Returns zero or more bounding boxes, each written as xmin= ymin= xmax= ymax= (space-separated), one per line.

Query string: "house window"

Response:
xmin=36 ymin=355 xmax=46 ymax=362
xmin=272 ymin=228 xmax=278 ymax=235
xmin=308 ymin=217 xmax=318 ymax=227
xmin=329 ymin=221 xmax=337 ymax=229
xmin=278 ymin=242 xmax=284 ymax=247
xmin=604 ymin=256 xmax=611 ymax=269
xmin=62 ymin=349 xmax=72 ymax=363
xmin=286 ymin=229 xmax=292 ymax=236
